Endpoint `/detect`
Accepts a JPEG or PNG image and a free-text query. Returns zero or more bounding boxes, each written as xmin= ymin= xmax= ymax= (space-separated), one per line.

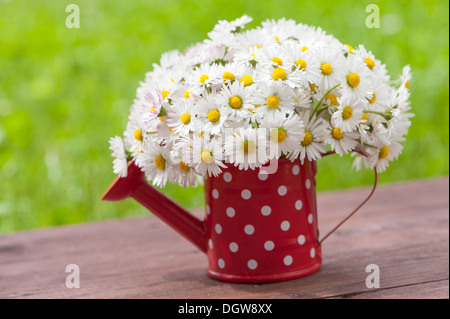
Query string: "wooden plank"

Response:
xmin=0 ymin=178 xmax=448 ymax=299
xmin=332 ymin=280 xmax=449 ymax=299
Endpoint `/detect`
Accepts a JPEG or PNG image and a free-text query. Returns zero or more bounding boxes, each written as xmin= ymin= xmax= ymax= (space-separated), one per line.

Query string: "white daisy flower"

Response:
xmin=289 ymin=111 xmax=327 ymax=163
xmin=252 ymin=81 xmax=296 ymax=120
xmin=196 ymin=94 xmax=229 ymax=135
xmin=312 ymin=45 xmax=345 ymax=90
xmin=186 ymin=63 xmax=223 ymax=94
xmin=399 ymin=65 xmax=412 ymax=90
xmin=202 ymin=44 xmax=235 ymax=66
xmin=258 ymin=64 xmax=304 ymax=89
xmin=341 ymin=55 xmax=373 ymax=100
xmin=285 ymin=43 xmax=322 ymax=85
xmin=139 ymin=141 xmax=172 ymax=188
xmin=166 ymin=99 xmax=198 ymax=136
xmin=183 ymin=136 xmax=226 ymax=177
xmin=260 ymin=18 xmax=298 ymax=45
xmin=234 ymin=28 xmax=276 ymax=51
xmin=324 ymin=126 xmax=359 ymax=156
xmin=260 ymin=111 xmax=305 ymax=159
xmin=109 ymin=136 xmax=128 ymax=177
xmin=354 ymin=44 xmax=390 ymax=82
xmin=365 ymin=140 xmax=403 ymax=173
xmin=331 ymin=94 xmax=365 ymax=132
xmin=168 ymin=149 xmax=198 ymax=188
xmin=258 ymin=44 xmax=291 ymax=69
xmin=224 ymin=127 xmax=269 ymax=170
xmin=215 ymin=81 xmax=255 ymax=121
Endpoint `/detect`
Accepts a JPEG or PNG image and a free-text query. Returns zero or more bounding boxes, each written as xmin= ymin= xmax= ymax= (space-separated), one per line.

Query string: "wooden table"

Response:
xmin=0 ymin=178 xmax=448 ymax=299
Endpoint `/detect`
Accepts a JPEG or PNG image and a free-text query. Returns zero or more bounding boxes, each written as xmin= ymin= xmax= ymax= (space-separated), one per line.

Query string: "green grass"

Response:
xmin=0 ymin=0 xmax=448 ymax=233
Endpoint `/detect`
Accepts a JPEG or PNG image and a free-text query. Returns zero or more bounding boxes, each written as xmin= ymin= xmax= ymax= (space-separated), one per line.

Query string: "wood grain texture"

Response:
xmin=0 ymin=178 xmax=448 ymax=299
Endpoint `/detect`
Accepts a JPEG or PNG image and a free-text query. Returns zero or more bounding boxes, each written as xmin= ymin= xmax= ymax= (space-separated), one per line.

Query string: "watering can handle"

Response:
xmin=318 ymin=149 xmax=379 ymax=245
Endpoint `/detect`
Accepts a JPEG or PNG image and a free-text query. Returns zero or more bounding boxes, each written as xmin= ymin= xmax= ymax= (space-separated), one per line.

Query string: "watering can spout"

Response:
xmin=102 ymin=161 xmax=207 ymax=253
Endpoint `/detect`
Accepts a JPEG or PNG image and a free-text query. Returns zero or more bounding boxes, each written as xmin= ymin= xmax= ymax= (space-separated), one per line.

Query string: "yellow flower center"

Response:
xmin=295 ymin=59 xmax=307 ymax=70
xmin=180 ymin=113 xmax=191 ymax=124
xmin=325 ymin=93 xmax=338 ymax=105
xmin=347 ymin=73 xmax=360 ymax=87
xmin=229 ymin=96 xmax=243 ymax=109
xmin=207 ymin=109 xmax=220 ymax=122
xmin=200 ymin=74 xmax=209 ymax=84
xmin=240 ymin=75 xmax=253 ymax=87
xmin=301 ymin=46 xmax=308 ymax=52
xmin=271 ymin=128 xmax=287 ymax=143
xmin=332 ymin=128 xmax=344 ymax=140
xmin=345 ymin=44 xmax=354 ymax=54
xmin=162 ymin=90 xmax=170 ymax=100
xmin=367 ymin=92 xmax=377 ymax=104
xmin=309 ymin=83 xmax=318 ymax=93
xmin=155 ymin=155 xmax=165 ymax=170
xmin=266 ymin=95 xmax=280 ymax=109
xmin=301 ymin=131 xmax=313 ymax=146
xmin=201 ymin=150 xmax=213 ymax=163
xmin=271 ymin=57 xmax=283 ymax=66
xmin=184 ymin=91 xmax=191 ymax=99
xmin=342 ymin=106 xmax=353 ymax=120
xmin=272 ymin=67 xmax=287 ymax=80
xmin=179 ymin=161 xmax=190 ymax=172
xmin=405 ymin=80 xmax=410 ymax=89
xmin=365 ymin=57 xmax=376 ymax=70
xmin=242 ymin=140 xmax=256 ymax=154
xmin=273 ymin=36 xmax=280 ymax=43
xmin=379 ymin=145 xmax=390 ymax=159
xmin=320 ymin=62 xmax=333 ymax=75
xmin=223 ymin=71 xmax=235 ymax=82
xmin=361 ymin=112 xmax=369 ymax=123
xmin=134 ymin=129 xmax=143 ymax=141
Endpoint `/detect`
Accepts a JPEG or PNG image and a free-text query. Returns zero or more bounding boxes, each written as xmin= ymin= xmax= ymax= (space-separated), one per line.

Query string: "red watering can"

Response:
xmin=102 ymin=154 xmax=377 ymax=283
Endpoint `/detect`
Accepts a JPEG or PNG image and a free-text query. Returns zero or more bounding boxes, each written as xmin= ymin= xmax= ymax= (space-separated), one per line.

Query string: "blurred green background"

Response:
xmin=0 ymin=0 xmax=448 ymax=233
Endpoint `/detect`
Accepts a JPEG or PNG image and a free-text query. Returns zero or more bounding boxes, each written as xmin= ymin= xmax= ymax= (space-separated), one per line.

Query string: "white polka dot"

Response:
xmin=247 ymin=259 xmax=258 ymax=270
xmin=297 ymin=235 xmax=305 ymax=245
xmin=223 ymin=172 xmax=232 ymax=182
xmin=258 ymin=171 xmax=268 ymax=181
xmin=264 ymin=241 xmax=275 ymax=251
xmin=218 ymin=258 xmax=225 ymax=269
xmin=226 ymin=207 xmax=235 ymax=218
xmin=308 ymin=214 xmax=313 ymax=224
xmin=261 ymin=205 xmax=271 ymax=216
xmin=310 ymin=248 xmax=316 ymax=258
xmin=295 ymin=200 xmax=303 ymax=210
xmin=229 ymin=242 xmax=239 ymax=253
xmin=283 ymin=255 xmax=293 ymax=266
xmin=206 ymin=205 xmax=211 ymax=215
xmin=244 ymin=224 xmax=255 ymax=235
xmin=241 ymin=189 xmax=251 ymax=200
xmin=281 ymin=220 xmax=290 ymax=231
xmin=292 ymin=165 xmax=300 ymax=175
xmin=215 ymin=224 xmax=222 ymax=234
xmin=278 ymin=185 xmax=287 ymax=196
xmin=212 ymin=189 xmax=219 ymax=199
xmin=208 ymin=239 xmax=213 ymax=249
xmin=305 ymin=179 xmax=311 ymax=189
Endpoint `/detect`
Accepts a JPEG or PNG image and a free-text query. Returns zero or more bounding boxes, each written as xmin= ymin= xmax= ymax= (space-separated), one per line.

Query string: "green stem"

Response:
xmin=316 ymin=104 xmax=337 ymax=114
xmin=364 ymin=110 xmax=392 ymax=121
xmin=310 ymin=82 xmax=342 ymax=120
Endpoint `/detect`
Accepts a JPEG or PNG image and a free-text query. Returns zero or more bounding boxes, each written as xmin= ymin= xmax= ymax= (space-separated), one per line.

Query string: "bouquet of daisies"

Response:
xmin=109 ymin=15 xmax=413 ymax=188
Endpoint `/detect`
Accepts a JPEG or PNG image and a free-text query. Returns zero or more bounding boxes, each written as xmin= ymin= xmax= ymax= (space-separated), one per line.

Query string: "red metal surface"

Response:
xmin=102 ymin=159 xmax=322 ymax=283
xmin=204 ymin=158 xmax=321 ymax=283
